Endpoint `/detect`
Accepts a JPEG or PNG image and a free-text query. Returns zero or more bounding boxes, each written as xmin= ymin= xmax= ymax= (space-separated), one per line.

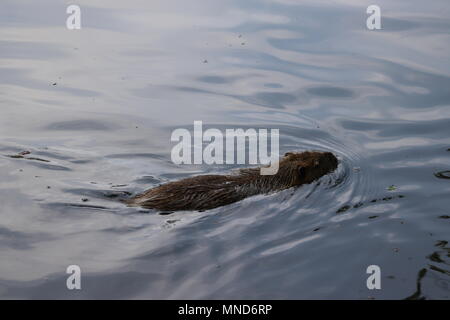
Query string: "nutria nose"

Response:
xmin=324 ymin=152 xmax=338 ymax=165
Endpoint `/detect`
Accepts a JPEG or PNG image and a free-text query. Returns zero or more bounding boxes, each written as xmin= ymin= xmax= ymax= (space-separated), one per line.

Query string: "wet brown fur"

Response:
xmin=125 ymin=151 xmax=338 ymax=211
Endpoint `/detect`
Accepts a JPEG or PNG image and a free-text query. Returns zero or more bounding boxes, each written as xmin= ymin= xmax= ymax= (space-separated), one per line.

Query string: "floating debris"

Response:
xmin=336 ymin=195 xmax=405 ymax=214
xmin=387 ymin=185 xmax=397 ymax=191
xmin=336 ymin=205 xmax=351 ymax=213
xmin=353 ymin=202 xmax=363 ymax=208
xmin=434 ymin=170 xmax=450 ymax=179
xmin=26 ymin=157 xmax=50 ymax=162
xmin=435 ymin=240 xmax=448 ymax=248
xmin=8 ymin=150 xmax=30 ymax=158
xmin=6 ymin=151 xmax=50 ymax=162
xmin=428 ymin=252 xmax=445 ymax=263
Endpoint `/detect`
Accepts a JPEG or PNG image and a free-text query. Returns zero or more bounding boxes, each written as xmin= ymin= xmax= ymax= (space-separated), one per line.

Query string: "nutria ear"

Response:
xmin=285 ymin=152 xmax=293 ymax=157
xmin=298 ymin=166 xmax=306 ymax=178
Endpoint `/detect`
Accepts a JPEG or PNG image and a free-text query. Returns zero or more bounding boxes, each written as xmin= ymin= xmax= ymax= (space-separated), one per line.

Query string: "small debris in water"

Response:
xmin=203 ymin=59 xmax=208 ymax=63
xmin=353 ymin=167 xmax=361 ymax=172
xmin=8 ymin=150 xmax=30 ymax=158
xmin=438 ymin=215 xmax=449 ymax=219
xmin=52 ymin=82 xmax=57 ymax=86
xmin=47 ymin=186 xmax=51 ymax=189
xmin=353 ymin=202 xmax=363 ymax=208
xmin=428 ymin=252 xmax=444 ymax=263
xmin=368 ymin=215 xmax=378 ymax=219
xmin=82 ymin=198 xmax=89 ymax=202
xmin=434 ymin=170 xmax=450 ymax=179
xmin=393 ymin=248 xmax=399 ymax=253
xmin=435 ymin=240 xmax=448 ymax=248
xmin=27 ymin=157 xmax=50 ymax=162
xmin=387 ymin=185 xmax=397 ymax=191
xmin=338 ymin=195 xmax=405 ymax=213
xmin=336 ymin=205 xmax=351 ymax=213
xmin=6 ymin=151 xmax=50 ymax=162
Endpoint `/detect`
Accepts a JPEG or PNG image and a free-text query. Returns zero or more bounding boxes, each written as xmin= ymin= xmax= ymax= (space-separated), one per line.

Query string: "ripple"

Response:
xmin=45 ymin=120 xmax=118 ymax=131
xmin=306 ymin=86 xmax=354 ymax=98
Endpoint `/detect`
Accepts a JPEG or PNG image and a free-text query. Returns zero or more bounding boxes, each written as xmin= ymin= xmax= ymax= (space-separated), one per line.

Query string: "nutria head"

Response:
xmin=274 ymin=151 xmax=338 ymax=187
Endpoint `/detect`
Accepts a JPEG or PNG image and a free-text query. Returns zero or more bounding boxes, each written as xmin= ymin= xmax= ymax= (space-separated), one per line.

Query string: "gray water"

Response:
xmin=0 ymin=0 xmax=449 ymax=299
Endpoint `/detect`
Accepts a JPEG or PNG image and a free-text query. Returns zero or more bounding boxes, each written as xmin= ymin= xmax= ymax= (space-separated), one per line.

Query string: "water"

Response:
xmin=0 ymin=0 xmax=449 ymax=299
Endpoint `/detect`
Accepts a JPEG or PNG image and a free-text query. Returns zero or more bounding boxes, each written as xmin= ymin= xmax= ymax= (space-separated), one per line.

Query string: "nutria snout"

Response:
xmin=125 ymin=151 xmax=338 ymax=211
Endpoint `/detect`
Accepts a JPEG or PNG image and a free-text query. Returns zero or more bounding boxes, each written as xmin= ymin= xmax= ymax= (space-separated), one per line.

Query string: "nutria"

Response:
xmin=125 ymin=151 xmax=338 ymax=211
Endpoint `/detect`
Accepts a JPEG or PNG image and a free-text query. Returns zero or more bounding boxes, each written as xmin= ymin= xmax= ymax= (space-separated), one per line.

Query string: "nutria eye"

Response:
xmin=298 ymin=167 xmax=306 ymax=177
